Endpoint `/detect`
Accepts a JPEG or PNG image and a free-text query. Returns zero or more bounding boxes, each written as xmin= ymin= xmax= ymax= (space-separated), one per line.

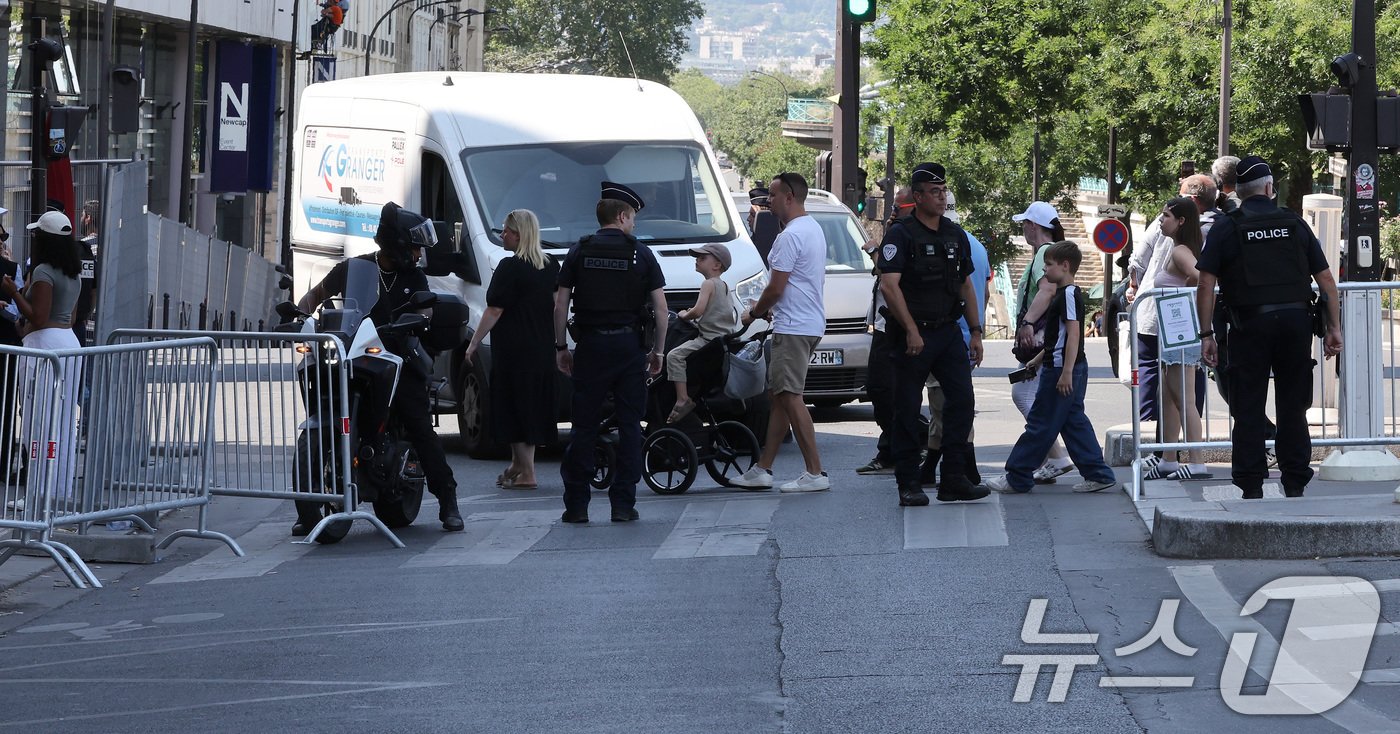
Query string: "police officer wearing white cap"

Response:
xmin=1196 ymin=156 xmax=1342 ymax=499
xmin=555 ymin=181 xmax=668 ymax=524
xmin=876 ymin=163 xmax=989 ymax=506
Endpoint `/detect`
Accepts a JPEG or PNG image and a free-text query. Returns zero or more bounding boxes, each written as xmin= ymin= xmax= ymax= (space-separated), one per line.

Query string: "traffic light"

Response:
xmin=844 ymin=0 xmax=876 ymax=25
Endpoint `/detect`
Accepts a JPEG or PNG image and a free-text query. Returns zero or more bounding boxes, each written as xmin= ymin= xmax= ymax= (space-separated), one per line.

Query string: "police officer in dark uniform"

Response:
xmin=555 ymin=182 xmax=668 ymax=523
xmin=877 ymin=163 xmax=990 ymax=507
xmin=1197 ymin=156 xmax=1343 ymax=499
xmin=297 ymin=202 xmax=464 ymax=532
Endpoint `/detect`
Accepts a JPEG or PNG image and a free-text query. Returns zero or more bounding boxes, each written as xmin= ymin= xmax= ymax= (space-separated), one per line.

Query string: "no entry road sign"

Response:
xmin=1093 ymin=218 xmax=1130 ymax=254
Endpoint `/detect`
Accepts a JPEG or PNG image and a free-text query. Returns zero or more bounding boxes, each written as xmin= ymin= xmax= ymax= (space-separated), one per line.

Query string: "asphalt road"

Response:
xmin=2 ymin=341 xmax=1399 ymax=733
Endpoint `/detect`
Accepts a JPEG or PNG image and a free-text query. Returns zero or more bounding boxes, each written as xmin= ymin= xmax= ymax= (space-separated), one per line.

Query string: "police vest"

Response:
xmin=1221 ymin=207 xmax=1313 ymax=307
xmin=571 ymin=233 xmax=647 ymax=322
xmin=895 ymin=216 xmax=965 ymax=324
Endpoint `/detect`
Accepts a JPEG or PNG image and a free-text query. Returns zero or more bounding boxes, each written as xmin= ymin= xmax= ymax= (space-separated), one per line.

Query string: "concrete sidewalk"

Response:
xmin=1125 ymin=467 xmax=1400 ymax=559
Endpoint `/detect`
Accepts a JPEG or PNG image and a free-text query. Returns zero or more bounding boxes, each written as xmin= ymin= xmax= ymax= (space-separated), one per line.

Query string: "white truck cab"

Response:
xmin=288 ymin=72 xmax=767 ymax=457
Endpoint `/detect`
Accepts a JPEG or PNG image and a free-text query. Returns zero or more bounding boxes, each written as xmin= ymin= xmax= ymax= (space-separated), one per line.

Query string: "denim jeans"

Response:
xmin=1004 ymin=362 xmax=1116 ymax=492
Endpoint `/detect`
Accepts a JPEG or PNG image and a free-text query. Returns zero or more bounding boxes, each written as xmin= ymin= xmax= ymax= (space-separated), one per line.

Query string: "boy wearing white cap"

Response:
xmin=666 ymin=243 xmax=736 ymax=422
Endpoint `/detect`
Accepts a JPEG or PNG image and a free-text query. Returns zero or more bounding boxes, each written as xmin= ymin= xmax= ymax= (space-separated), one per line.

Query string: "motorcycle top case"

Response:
xmin=426 ymin=292 xmax=470 ymax=353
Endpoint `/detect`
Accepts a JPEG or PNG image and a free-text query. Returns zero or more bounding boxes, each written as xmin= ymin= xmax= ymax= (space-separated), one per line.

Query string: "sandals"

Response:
xmin=496 ymin=468 xmax=520 ymax=487
xmin=667 ymin=399 xmax=696 ymax=424
xmin=1165 ymin=465 xmax=1212 ymax=481
xmin=1143 ymin=462 xmax=1176 ymax=480
xmin=501 ymin=476 xmax=538 ymax=490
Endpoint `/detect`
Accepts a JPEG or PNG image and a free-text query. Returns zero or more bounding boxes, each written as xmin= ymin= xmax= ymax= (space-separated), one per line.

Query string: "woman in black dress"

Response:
xmin=465 ymin=209 xmax=559 ymax=488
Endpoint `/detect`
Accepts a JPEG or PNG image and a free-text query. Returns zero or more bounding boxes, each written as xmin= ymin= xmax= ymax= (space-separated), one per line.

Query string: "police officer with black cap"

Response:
xmin=877 ymin=163 xmax=990 ymax=507
xmin=298 ymin=201 xmax=464 ymax=532
xmin=555 ymin=181 xmax=668 ymax=523
xmin=1197 ymin=156 xmax=1343 ymax=499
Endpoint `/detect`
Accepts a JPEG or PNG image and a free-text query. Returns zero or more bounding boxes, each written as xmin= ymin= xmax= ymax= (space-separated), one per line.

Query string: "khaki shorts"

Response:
xmin=768 ymin=333 xmax=821 ymax=395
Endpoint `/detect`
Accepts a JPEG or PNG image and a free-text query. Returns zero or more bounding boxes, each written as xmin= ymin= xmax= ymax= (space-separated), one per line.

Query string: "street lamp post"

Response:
xmin=1217 ymin=0 xmax=1232 ymax=155
xmin=748 ymin=69 xmax=789 ymax=114
xmin=428 ymin=8 xmax=493 ymax=52
xmin=364 ymin=0 xmax=480 ymax=76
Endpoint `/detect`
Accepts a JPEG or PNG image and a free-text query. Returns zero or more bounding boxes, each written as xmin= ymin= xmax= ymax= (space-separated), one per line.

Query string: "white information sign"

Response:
xmin=1156 ymin=292 xmax=1201 ymax=350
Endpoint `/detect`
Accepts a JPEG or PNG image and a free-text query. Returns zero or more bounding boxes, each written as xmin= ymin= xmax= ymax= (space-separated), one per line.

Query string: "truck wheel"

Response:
xmin=458 ymin=359 xmax=505 ymax=459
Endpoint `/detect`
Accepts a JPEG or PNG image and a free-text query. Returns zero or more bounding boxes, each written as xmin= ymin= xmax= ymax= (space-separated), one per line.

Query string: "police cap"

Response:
xmin=748 ymin=187 xmax=770 ymax=207
xmin=1236 ymin=156 xmax=1272 ymax=184
xmin=911 ymin=163 xmax=946 ymax=186
xmin=600 ymin=181 xmax=645 ymax=212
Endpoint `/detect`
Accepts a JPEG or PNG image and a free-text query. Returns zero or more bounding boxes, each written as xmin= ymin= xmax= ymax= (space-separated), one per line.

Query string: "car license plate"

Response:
xmin=810 ymin=349 xmax=843 ymax=366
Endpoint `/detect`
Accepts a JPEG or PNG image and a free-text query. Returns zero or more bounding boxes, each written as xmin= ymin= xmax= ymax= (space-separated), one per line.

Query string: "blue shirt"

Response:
xmin=958 ymin=232 xmax=990 ymax=346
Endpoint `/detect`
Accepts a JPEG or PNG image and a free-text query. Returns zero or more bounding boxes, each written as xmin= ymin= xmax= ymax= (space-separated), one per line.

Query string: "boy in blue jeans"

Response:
xmin=982 ymin=241 xmax=1119 ymax=494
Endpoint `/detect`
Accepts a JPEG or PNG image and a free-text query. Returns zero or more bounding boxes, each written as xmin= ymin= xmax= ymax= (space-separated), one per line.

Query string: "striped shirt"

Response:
xmin=1042 ymin=284 xmax=1087 ymax=368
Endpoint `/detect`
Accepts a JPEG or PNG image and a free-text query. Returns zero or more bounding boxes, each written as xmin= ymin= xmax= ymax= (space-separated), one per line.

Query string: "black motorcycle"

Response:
xmin=277 ymin=258 xmax=468 ymax=543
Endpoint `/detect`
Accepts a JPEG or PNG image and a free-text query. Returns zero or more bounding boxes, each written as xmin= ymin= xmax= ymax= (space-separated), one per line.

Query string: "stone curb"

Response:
xmin=1151 ymin=498 xmax=1400 ymax=559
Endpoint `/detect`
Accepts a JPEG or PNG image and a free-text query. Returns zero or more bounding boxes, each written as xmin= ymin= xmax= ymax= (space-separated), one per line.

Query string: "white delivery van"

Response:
xmin=289 ymin=72 xmax=769 ymax=457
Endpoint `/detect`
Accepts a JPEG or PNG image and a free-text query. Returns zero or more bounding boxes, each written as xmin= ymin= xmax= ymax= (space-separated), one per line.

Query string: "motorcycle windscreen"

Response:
xmin=320 ymin=258 xmax=381 ymax=339
xmin=342 ymin=256 xmax=381 ymax=317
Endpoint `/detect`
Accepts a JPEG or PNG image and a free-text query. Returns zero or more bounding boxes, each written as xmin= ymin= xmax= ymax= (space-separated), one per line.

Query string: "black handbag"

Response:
xmin=1011 ymin=313 xmax=1047 ymax=364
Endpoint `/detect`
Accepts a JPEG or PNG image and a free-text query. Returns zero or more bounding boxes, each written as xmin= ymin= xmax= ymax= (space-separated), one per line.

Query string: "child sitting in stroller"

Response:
xmin=666 ymin=243 xmax=737 ymax=423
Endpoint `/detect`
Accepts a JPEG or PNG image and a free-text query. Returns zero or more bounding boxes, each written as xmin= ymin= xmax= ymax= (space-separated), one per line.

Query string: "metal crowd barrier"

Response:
xmin=0 ymin=338 xmax=240 ymax=589
xmin=108 ymin=329 xmax=405 ymax=548
xmin=1125 ymin=282 xmax=1400 ymax=500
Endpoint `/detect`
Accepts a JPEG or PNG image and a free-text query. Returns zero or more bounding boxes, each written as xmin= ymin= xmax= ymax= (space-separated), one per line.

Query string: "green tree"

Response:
xmin=486 ymin=0 xmax=703 ymax=82
xmin=671 ymin=70 xmax=832 ymax=185
xmin=868 ymin=0 xmax=1400 ymax=265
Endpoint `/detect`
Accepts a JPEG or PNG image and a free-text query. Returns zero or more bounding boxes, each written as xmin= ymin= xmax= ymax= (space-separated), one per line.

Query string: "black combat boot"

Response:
xmin=919 ymin=450 xmax=942 ymax=488
xmin=435 ymin=488 xmax=464 ymax=531
xmin=937 ymin=473 xmax=990 ymax=502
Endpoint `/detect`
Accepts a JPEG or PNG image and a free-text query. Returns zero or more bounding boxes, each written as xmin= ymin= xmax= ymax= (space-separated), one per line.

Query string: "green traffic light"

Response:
xmin=845 ymin=0 xmax=875 ymax=23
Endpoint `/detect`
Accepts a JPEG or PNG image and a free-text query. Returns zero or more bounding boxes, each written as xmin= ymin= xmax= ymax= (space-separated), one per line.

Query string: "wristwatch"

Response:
xmin=555 ymin=343 xmax=568 ymax=351
xmin=969 ymin=325 xmax=984 ymax=335
xmin=1198 ymin=330 xmax=1214 ymax=339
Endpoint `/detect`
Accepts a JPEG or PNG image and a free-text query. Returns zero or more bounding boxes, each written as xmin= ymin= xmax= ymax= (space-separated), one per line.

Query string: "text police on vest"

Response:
xmin=1246 ymin=228 xmax=1291 ymax=240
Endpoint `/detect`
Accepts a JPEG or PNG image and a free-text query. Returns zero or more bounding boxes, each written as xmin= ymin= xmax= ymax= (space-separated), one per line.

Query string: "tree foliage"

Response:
xmin=486 ymin=0 xmax=703 ymax=82
xmin=671 ymin=69 xmax=833 ymax=184
xmin=867 ymin=0 xmax=1400 ymax=265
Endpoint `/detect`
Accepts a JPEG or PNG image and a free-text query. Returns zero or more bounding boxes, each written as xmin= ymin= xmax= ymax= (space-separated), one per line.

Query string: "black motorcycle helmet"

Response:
xmin=374 ymin=201 xmax=438 ymax=269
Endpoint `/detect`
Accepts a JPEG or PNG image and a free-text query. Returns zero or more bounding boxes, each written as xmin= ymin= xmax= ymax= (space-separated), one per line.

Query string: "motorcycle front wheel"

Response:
xmin=294 ymin=428 xmax=352 ymax=544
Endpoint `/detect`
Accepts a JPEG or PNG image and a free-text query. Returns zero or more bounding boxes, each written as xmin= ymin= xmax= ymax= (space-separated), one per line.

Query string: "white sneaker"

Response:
xmin=730 ymin=465 xmax=774 ymax=489
xmin=1032 ymin=462 xmax=1073 ymax=484
xmin=779 ymin=472 xmax=831 ymax=492
xmin=1073 ymin=479 xmax=1119 ymax=493
xmin=983 ymin=474 xmax=1023 ymax=494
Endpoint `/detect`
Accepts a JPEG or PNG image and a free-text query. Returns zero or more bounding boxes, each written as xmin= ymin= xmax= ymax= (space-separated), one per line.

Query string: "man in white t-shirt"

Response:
xmin=733 ymin=172 xmax=829 ymax=492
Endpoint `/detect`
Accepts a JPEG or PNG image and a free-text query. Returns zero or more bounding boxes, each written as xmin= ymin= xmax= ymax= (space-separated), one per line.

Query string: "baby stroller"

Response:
xmin=593 ymin=313 xmax=766 ymax=495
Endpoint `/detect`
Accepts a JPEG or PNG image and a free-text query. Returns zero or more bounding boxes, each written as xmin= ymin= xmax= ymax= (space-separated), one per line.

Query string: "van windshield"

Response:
xmin=461 ymin=142 xmax=734 ymax=249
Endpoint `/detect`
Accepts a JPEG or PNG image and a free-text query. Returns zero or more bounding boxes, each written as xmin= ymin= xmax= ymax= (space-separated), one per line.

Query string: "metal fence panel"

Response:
xmin=0 ymin=338 xmax=241 ymax=590
xmin=109 ymin=329 xmax=405 ymax=548
xmin=1125 ymin=282 xmax=1400 ymax=500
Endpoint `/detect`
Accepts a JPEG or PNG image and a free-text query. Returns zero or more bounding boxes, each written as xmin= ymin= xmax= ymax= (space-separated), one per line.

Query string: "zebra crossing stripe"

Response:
xmin=150 ymin=522 xmax=317 ymax=584
xmin=652 ymin=499 xmax=780 ymax=560
xmin=401 ymin=511 xmax=557 ymax=568
xmin=903 ymin=493 xmax=1007 ymax=549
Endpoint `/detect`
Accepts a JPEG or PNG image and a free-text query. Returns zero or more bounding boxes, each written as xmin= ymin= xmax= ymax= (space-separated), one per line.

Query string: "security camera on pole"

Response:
xmin=1299 ymin=0 xmax=1400 ymax=484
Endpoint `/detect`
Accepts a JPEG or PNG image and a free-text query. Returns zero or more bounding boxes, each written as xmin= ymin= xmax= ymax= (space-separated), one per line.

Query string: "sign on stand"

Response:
xmin=1093 ymin=218 xmax=1130 ymax=254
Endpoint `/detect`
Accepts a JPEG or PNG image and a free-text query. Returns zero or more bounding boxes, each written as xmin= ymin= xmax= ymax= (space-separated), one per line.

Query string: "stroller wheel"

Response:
xmin=642 ymin=427 xmax=699 ymax=495
xmin=705 ymin=421 xmax=760 ymax=487
xmin=592 ymin=436 xmax=617 ymax=490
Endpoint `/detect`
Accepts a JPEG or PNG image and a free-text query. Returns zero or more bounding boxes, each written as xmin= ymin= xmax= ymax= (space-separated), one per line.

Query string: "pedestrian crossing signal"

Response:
xmin=845 ymin=0 xmax=876 ymax=24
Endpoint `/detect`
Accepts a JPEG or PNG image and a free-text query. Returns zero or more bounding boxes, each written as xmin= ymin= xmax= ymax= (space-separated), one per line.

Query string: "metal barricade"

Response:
xmin=0 ymin=338 xmax=239 ymax=589
xmin=1126 ymin=283 xmax=1400 ymax=500
xmin=109 ymin=329 xmax=405 ymax=548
